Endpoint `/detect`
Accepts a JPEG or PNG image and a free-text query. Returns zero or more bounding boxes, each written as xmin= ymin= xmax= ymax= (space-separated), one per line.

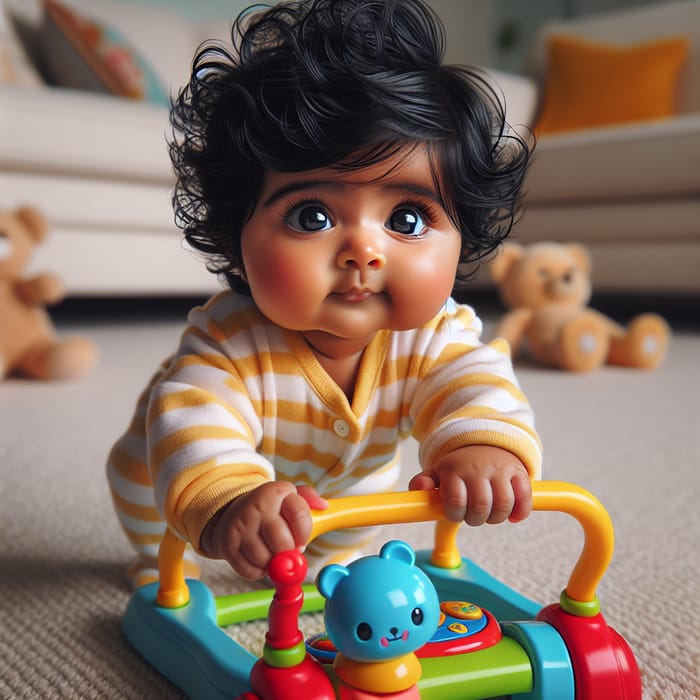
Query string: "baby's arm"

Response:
xmin=409 ymin=445 xmax=532 ymax=525
xmin=200 ymin=482 xmax=327 ymax=580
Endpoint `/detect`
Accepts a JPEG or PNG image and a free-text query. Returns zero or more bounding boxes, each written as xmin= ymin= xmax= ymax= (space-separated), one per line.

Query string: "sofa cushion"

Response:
xmin=534 ymin=34 xmax=689 ymax=134
xmin=0 ymin=84 xmax=172 ymax=180
xmin=526 ymin=114 xmax=700 ymax=203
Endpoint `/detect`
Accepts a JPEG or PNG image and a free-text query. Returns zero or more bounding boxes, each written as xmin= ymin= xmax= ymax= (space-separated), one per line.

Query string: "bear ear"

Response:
xmin=379 ymin=540 xmax=415 ymax=566
xmin=16 ymin=206 xmax=48 ymax=243
xmin=317 ymin=564 xmax=350 ymax=599
xmin=566 ymin=243 xmax=591 ymax=274
xmin=490 ymin=243 xmax=524 ymax=283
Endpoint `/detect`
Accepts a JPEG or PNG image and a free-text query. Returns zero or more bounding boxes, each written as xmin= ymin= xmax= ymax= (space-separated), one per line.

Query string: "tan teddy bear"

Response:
xmin=0 ymin=206 xmax=97 ymax=379
xmin=490 ymin=242 xmax=669 ymax=372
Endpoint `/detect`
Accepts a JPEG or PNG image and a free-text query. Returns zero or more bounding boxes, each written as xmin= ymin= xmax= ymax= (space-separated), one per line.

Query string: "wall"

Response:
xmin=425 ymin=0 xmax=496 ymax=66
xmin=108 ymin=0 xmax=674 ymax=71
xmin=112 ymin=0 xmax=249 ymax=20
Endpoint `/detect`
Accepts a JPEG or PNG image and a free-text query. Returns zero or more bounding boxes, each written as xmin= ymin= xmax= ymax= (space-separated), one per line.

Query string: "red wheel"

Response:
xmin=538 ymin=604 xmax=641 ymax=700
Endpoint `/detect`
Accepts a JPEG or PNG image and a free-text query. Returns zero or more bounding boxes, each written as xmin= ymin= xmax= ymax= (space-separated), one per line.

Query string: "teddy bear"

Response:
xmin=0 ymin=205 xmax=97 ymax=379
xmin=316 ymin=540 xmax=440 ymax=699
xmin=489 ymin=242 xmax=669 ymax=372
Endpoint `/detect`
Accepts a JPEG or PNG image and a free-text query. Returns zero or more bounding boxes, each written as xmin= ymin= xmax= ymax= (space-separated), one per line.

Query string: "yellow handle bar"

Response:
xmin=156 ymin=481 xmax=614 ymax=610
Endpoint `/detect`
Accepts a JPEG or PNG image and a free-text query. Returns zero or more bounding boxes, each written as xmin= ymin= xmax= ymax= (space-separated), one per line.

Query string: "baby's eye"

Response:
xmin=386 ymin=207 xmax=426 ymax=236
xmin=286 ymin=203 xmax=332 ymax=233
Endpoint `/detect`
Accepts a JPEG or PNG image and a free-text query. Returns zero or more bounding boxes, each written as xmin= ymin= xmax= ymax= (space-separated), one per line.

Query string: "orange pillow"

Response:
xmin=534 ymin=34 xmax=689 ymax=135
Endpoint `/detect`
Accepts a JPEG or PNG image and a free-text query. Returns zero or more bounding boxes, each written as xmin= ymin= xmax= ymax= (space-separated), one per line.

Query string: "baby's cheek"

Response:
xmin=249 ymin=252 xmax=322 ymax=322
xmin=391 ymin=259 xmax=457 ymax=324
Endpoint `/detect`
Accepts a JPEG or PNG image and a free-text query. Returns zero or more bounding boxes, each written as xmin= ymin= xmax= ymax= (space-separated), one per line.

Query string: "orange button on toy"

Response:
xmin=440 ymin=601 xmax=483 ymax=620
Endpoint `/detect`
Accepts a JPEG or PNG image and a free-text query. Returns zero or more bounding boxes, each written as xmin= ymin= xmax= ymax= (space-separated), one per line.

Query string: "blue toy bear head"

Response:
xmin=316 ymin=540 xmax=439 ymax=663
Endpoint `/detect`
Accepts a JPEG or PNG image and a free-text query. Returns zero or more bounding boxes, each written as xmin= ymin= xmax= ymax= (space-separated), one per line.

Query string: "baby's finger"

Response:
xmin=508 ymin=473 xmax=533 ymax=523
xmin=464 ymin=478 xmax=493 ymax=527
xmin=408 ymin=470 xmax=439 ymax=491
xmin=486 ymin=477 xmax=516 ymax=525
xmin=237 ymin=540 xmax=273 ymax=580
xmin=439 ymin=471 xmax=468 ymax=522
xmin=261 ymin=515 xmax=297 ymax=555
xmin=280 ymin=491 xmax=313 ymax=547
xmin=296 ymin=485 xmax=328 ymax=510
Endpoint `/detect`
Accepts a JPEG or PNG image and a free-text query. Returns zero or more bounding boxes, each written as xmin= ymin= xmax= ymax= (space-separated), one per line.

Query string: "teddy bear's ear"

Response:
xmin=317 ymin=564 xmax=350 ymax=599
xmin=566 ymin=243 xmax=591 ymax=274
xmin=490 ymin=243 xmax=524 ymax=283
xmin=16 ymin=206 xmax=48 ymax=243
xmin=379 ymin=540 xmax=415 ymax=566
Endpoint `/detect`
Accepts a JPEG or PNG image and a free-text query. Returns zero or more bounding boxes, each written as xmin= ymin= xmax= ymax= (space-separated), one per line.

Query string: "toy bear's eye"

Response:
xmin=356 ymin=622 xmax=372 ymax=641
xmin=411 ymin=607 xmax=424 ymax=626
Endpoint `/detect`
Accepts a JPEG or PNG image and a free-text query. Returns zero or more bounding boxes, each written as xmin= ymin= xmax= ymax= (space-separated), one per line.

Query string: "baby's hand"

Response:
xmin=408 ymin=445 xmax=532 ymax=526
xmin=201 ymin=482 xmax=327 ymax=580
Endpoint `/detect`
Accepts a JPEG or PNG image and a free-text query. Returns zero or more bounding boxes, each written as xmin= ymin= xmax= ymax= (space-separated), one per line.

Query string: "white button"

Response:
xmin=332 ymin=419 xmax=350 ymax=438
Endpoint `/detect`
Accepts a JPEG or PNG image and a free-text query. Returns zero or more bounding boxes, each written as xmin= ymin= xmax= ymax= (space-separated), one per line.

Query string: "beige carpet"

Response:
xmin=1 ymin=299 xmax=698 ymax=699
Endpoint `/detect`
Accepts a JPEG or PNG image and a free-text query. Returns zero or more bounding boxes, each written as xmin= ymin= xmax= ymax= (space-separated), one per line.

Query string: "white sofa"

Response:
xmin=509 ymin=0 xmax=700 ymax=295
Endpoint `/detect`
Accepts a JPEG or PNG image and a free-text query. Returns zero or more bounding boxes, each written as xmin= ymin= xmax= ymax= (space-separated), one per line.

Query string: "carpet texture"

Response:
xmin=1 ymin=309 xmax=698 ymax=699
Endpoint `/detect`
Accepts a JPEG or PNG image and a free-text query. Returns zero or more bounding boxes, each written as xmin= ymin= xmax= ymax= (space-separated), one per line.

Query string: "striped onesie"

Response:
xmin=107 ymin=290 xmax=542 ymax=585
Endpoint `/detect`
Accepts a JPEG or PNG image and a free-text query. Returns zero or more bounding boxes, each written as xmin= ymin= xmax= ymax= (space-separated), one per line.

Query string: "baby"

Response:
xmin=107 ymin=0 xmax=541 ymax=586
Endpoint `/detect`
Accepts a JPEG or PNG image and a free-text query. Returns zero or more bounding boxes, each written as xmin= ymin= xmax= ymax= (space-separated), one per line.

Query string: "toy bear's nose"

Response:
xmin=390 ymin=627 xmax=398 ymax=636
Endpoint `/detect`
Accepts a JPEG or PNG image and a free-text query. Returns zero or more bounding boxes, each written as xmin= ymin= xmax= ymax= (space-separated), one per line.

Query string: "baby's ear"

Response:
xmin=379 ymin=540 xmax=415 ymax=566
xmin=317 ymin=564 xmax=349 ymax=599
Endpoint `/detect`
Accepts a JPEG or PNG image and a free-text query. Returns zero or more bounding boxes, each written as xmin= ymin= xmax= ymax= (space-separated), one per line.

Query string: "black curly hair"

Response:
xmin=169 ymin=0 xmax=531 ymax=293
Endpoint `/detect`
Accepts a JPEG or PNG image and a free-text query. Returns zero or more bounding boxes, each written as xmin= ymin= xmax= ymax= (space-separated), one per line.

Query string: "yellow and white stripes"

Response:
xmin=107 ymin=290 xmax=541 ymax=585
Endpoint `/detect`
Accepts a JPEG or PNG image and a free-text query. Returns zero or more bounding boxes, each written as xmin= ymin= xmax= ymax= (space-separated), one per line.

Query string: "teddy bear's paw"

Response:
xmin=558 ymin=314 xmax=609 ymax=372
xmin=609 ymin=314 xmax=670 ymax=369
xmin=22 ymin=337 xmax=98 ymax=380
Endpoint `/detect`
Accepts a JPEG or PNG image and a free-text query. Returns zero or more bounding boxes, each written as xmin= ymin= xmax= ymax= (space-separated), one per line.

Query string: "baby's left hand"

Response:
xmin=408 ymin=445 xmax=532 ymax=526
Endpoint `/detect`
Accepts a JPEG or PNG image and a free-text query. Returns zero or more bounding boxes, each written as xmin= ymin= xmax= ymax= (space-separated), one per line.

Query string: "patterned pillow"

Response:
xmin=0 ymin=1 xmax=43 ymax=87
xmin=39 ymin=0 xmax=168 ymax=105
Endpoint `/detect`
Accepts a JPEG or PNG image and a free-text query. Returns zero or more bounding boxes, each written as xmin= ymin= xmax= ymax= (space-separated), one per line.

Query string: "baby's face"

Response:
xmin=240 ymin=146 xmax=462 ymax=354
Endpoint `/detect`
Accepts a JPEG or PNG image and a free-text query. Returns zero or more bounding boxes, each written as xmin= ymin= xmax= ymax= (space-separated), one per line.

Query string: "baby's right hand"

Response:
xmin=201 ymin=481 xmax=327 ymax=580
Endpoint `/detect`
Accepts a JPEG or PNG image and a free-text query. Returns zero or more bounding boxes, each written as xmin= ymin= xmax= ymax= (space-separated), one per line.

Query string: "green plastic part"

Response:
xmin=215 ymin=584 xmax=324 ymax=627
xmin=262 ymin=641 xmax=307 ymax=668
xmin=418 ymin=637 xmax=533 ymax=700
xmin=559 ymin=590 xmax=601 ymax=617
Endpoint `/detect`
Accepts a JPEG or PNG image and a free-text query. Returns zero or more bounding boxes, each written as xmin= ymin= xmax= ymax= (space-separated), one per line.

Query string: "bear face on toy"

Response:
xmin=490 ymin=242 xmax=669 ymax=372
xmin=317 ymin=540 xmax=439 ymax=696
xmin=0 ymin=206 xmax=97 ymax=379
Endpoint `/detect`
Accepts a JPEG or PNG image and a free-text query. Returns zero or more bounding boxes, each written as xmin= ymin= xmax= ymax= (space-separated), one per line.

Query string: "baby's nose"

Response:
xmin=336 ymin=232 xmax=386 ymax=270
xmin=337 ymin=247 xmax=386 ymax=269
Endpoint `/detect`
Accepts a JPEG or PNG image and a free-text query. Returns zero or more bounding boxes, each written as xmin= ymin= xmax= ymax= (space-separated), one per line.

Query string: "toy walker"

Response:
xmin=122 ymin=481 xmax=642 ymax=699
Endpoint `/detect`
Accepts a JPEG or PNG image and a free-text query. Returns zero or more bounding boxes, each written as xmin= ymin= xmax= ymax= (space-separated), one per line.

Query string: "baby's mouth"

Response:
xmin=334 ymin=287 xmax=375 ymax=303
